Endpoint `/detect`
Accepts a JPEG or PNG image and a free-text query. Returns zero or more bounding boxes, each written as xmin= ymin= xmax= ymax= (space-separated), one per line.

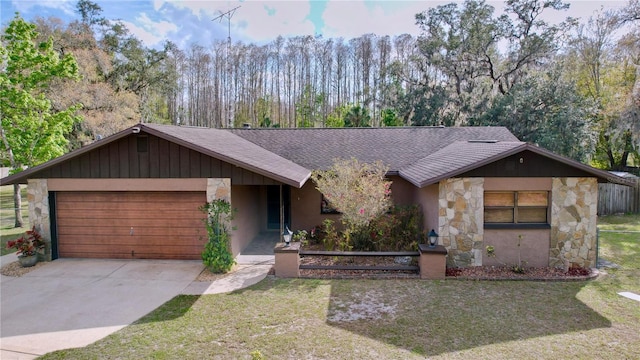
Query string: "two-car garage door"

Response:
xmin=55 ymin=191 xmax=207 ymax=259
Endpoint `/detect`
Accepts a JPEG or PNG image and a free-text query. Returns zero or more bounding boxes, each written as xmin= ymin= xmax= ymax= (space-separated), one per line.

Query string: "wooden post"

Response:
xmin=418 ymin=244 xmax=448 ymax=280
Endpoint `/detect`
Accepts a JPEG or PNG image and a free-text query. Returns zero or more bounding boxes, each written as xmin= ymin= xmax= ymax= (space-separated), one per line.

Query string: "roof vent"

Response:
xmin=242 ymin=123 xmax=251 ymax=129
xmin=468 ymin=140 xmax=498 ymax=143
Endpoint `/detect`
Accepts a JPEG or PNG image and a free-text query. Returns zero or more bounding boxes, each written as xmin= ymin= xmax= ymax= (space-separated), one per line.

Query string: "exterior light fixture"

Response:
xmin=283 ymin=226 xmax=293 ymax=247
xmin=428 ymin=229 xmax=439 ymax=248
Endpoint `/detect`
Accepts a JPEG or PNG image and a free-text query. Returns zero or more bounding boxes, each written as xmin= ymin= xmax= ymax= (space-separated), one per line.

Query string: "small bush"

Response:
xmin=200 ymin=199 xmax=236 ymax=273
xmin=310 ymin=205 xmax=423 ymax=251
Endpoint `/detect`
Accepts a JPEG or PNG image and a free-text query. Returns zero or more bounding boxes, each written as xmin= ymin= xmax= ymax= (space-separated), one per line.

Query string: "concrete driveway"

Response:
xmin=1 ymin=258 xmax=204 ymax=359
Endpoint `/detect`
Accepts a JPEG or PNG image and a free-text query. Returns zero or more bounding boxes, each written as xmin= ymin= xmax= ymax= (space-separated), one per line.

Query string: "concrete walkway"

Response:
xmin=0 ymin=253 xmax=273 ymax=359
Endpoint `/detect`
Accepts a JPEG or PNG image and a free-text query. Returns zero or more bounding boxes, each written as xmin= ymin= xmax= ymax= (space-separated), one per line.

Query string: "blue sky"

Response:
xmin=1 ymin=1 xmax=628 ymax=49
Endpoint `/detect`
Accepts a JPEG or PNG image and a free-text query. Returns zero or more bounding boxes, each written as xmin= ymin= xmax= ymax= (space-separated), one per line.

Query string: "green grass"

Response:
xmin=598 ymin=213 xmax=640 ymax=232
xmin=0 ymin=185 xmax=29 ymax=255
xmin=41 ymin=223 xmax=640 ymax=360
xmin=598 ymin=213 xmax=640 ymax=269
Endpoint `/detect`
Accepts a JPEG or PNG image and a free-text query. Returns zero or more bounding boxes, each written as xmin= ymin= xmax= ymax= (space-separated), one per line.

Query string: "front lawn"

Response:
xmin=42 ymin=218 xmax=640 ymax=360
xmin=0 ymin=185 xmax=29 ymax=255
xmin=598 ymin=214 xmax=640 ymax=269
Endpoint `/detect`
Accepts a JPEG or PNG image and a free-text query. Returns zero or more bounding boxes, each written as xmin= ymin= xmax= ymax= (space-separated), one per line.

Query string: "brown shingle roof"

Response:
xmin=2 ymin=124 xmax=632 ymax=188
xmin=0 ymin=124 xmax=312 ymax=188
xmin=228 ymin=126 xmax=520 ymax=171
xmin=400 ymin=141 xmax=526 ymax=187
xmin=143 ymin=124 xmax=311 ymax=187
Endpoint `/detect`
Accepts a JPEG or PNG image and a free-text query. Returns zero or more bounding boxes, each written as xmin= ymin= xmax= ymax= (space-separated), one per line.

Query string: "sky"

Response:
xmin=0 ymin=0 xmax=630 ymax=49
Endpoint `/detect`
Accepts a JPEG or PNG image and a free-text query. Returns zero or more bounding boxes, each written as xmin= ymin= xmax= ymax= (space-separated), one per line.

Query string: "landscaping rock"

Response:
xmin=394 ymin=256 xmax=412 ymax=265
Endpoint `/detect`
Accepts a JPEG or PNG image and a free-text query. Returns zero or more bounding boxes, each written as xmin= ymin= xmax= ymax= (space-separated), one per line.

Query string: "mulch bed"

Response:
xmin=298 ymin=254 xmax=597 ymax=281
xmin=0 ymin=260 xmax=47 ymax=277
xmin=445 ymin=265 xmax=598 ymax=281
xmin=2 ymin=256 xmax=597 ymax=282
xmin=299 ymin=255 xmax=421 ymax=279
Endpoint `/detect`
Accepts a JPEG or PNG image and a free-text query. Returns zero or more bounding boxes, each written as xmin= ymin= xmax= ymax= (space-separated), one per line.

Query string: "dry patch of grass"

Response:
xmin=42 ymin=276 xmax=639 ymax=359
xmin=39 ymin=215 xmax=640 ymax=359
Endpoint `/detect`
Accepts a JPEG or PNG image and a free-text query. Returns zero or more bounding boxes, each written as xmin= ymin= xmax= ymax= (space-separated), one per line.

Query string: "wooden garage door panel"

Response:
xmin=56 ymin=202 xmax=202 ymax=212
xmin=57 ymin=218 xmax=205 ymax=228
xmin=60 ymin=244 xmax=205 ymax=260
xmin=56 ymin=209 xmax=204 ymax=221
xmin=58 ymin=226 xmax=205 ymax=237
xmin=56 ymin=191 xmax=207 ymax=259
xmin=57 ymin=192 xmax=201 ymax=202
xmin=58 ymin=234 xmax=206 ymax=245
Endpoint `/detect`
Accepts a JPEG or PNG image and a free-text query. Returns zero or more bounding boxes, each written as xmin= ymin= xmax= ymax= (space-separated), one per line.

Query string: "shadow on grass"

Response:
xmin=35 ymin=277 xmax=616 ymax=360
xmin=325 ymin=279 xmax=611 ymax=357
xmin=134 ymin=278 xmax=326 ymax=326
xmin=233 ymin=276 xmax=327 ymax=294
xmin=134 ymin=295 xmax=201 ymax=324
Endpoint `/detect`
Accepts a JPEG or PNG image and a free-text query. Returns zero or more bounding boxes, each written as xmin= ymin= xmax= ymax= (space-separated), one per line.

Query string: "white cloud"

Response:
xmin=234 ymin=1 xmax=315 ymax=42
xmin=122 ymin=13 xmax=178 ymax=47
xmin=160 ymin=1 xmax=315 ymax=43
xmin=322 ymin=1 xmax=426 ymax=39
xmin=10 ymin=0 xmax=76 ymax=15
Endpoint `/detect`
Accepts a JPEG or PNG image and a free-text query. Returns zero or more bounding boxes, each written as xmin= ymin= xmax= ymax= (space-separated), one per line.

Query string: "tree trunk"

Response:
xmin=0 ymin=124 xmax=24 ymax=228
xmin=13 ymin=183 xmax=24 ymax=228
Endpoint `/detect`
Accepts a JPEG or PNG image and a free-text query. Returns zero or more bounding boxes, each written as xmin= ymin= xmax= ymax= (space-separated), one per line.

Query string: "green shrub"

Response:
xmin=200 ymin=199 xmax=236 ymax=273
xmin=312 ymin=158 xmax=392 ymax=250
xmin=311 ymin=205 xmax=423 ymax=251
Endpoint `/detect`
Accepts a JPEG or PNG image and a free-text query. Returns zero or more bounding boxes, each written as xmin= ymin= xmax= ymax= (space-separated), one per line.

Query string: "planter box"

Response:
xmin=18 ymin=255 xmax=38 ymax=268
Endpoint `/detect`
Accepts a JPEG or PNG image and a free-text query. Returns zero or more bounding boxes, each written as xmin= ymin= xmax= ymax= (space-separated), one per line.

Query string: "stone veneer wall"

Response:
xmin=438 ymin=178 xmax=484 ymax=267
xmin=550 ymin=177 xmax=598 ymax=269
xmin=207 ymin=178 xmax=231 ymax=203
xmin=27 ymin=179 xmax=52 ymax=261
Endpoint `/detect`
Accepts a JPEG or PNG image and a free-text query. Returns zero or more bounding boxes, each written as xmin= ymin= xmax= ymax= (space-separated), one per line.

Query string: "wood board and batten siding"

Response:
xmin=598 ymin=178 xmax=640 ymax=215
xmin=56 ymin=191 xmax=207 ymax=259
xmin=32 ymin=134 xmax=280 ymax=186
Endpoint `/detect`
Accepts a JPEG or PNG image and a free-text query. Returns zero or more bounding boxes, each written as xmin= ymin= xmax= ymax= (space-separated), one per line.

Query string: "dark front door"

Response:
xmin=266 ymin=185 xmax=290 ymax=230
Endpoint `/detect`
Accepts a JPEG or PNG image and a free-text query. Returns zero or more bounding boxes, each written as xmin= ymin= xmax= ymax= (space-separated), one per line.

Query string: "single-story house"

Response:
xmin=1 ymin=123 xmax=632 ymax=268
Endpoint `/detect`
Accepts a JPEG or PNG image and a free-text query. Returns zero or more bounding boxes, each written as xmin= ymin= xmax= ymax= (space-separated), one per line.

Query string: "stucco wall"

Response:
xmin=416 ymin=183 xmax=439 ymax=234
xmin=484 ymin=229 xmax=550 ymax=268
xmin=550 ymin=177 xmax=598 ymax=269
xmin=389 ymin=175 xmax=416 ymax=206
xmin=484 ymin=177 xmax=552 ymax=191
xmin=290 ymin=181 xmax=341 ymax=232
xmin=27 ymin=179 xmax=51 ymax=261
xmin=438 ymin=178 xmax=484 ymax=267
xmin=230 ymin=185 xmax=261 ymax=256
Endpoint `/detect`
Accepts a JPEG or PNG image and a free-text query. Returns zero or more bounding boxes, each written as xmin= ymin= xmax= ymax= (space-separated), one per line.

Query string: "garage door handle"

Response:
xmin=130 ymin=227 xmax=134 ymax=235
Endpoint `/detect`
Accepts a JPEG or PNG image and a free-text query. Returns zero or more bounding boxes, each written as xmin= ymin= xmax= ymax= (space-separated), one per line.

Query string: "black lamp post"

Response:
xmin=428 ymin=229 xmax=439 ymax=248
